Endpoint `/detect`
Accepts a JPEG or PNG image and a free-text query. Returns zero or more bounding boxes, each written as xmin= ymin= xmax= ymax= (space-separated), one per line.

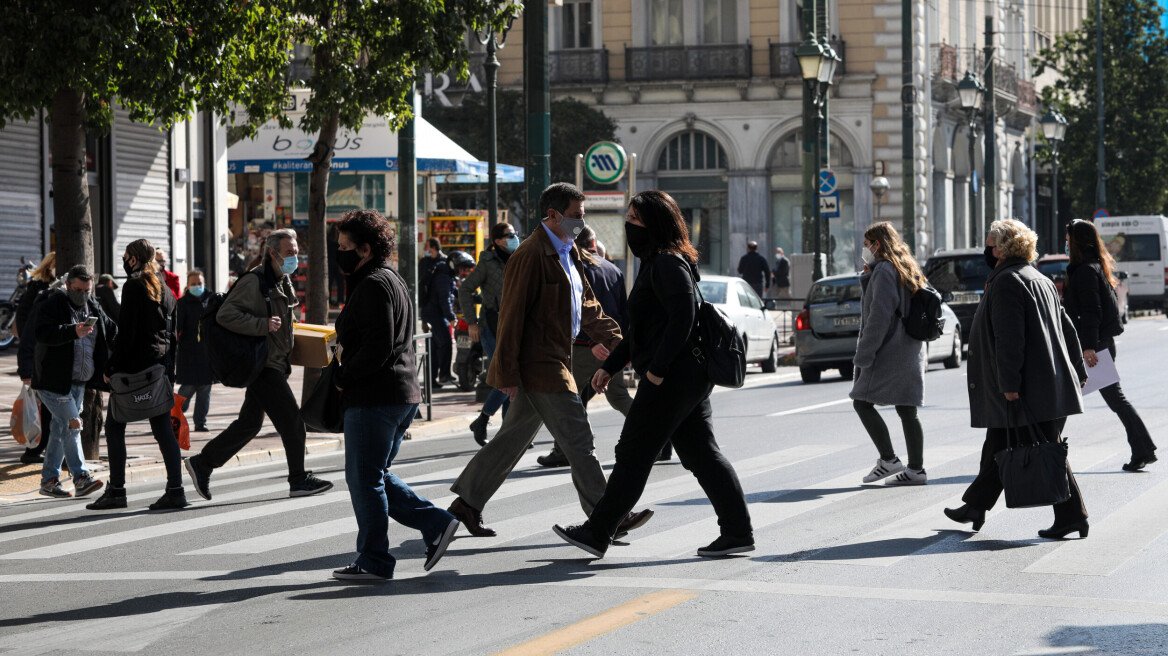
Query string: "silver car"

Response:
xmin=696 ymin=275 xmax=782 ymax=372
xmin=793 ymin=273 xmax=963 ymax=383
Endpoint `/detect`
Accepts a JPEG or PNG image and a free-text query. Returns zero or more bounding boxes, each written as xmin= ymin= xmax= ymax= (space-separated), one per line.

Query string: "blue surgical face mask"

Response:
xmin=189 ymin=285 xmax=205 ymax=297
xmin=1064 ymin=242 xmax=1070 ymax=256
xmin=504 ymin=235 xmax=520 ymax=252
xmin=278 ymin=254 xmax=298 ymax=276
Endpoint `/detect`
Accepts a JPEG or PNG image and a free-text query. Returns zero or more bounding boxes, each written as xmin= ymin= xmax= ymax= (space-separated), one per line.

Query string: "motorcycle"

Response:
xmin=453 ymin=316 xmax=484 ymax=392
xmin=0 ymin=257 xmax=33 ymax=351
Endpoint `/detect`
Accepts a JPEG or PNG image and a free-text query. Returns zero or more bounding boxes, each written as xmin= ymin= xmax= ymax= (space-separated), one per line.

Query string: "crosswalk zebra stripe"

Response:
xmin=1023 ymin=475 xmax=1168 ymax=576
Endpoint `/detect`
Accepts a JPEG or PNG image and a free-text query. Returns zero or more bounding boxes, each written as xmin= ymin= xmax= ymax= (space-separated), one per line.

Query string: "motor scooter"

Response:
xmin=0 ymin=257 xmax=34 ymax=351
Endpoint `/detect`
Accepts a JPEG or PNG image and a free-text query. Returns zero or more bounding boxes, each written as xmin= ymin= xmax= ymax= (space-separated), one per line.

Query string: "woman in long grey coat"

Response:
xmin=945 ymin=219 xmax=1091 ymax=539
xmin=850 ymin=222 xmax=929 ymax=485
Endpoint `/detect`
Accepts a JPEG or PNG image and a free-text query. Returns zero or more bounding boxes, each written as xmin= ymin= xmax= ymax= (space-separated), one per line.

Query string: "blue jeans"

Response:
xmin=178 ymin=384 xmax=212 ymax=428
xmin=479 ymin=322 xmax=509 ymax=417
xmin=39 ymin=383 xmax=90 ymax=485
xmin=344 ymin=403 xmax=454 ymax=578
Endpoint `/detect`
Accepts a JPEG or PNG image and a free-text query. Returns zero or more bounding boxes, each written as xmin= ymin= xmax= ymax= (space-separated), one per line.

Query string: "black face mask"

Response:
xmin=984 ymin=245 xmax=998 ymax=270
xmin=122 ymin=258 xmax=136 ymax=277
xmin=625 ymin=222 xmax=654 ymax=259
xmin=337 ymin=249 xmax=362 ymax=275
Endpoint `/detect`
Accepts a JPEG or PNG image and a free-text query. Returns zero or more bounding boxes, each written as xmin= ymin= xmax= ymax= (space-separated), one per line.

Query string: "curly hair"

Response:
xmin=988 ymin=219 xmax=1038 ymax=262
xmin=337 ymin=209 xmax=396 ymax=265
xmin=864 ymin=221 xmax=926 ymax=293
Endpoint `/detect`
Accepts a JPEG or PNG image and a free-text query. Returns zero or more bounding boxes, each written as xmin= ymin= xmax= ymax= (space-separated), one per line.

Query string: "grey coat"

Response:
xmin=217 ymin=266 xmax=298 ymax=372
xmin=457 ymin=247 xmax=506 ymax=325
xmin=966 ymin=258 xmax=1088 ymax=428
xmin=850 ymin=260 xmax=926 ymax=406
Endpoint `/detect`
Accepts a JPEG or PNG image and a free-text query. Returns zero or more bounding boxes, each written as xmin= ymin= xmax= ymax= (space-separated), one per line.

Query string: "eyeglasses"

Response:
xmin=501 ymin=232 xmax=517 ymax=238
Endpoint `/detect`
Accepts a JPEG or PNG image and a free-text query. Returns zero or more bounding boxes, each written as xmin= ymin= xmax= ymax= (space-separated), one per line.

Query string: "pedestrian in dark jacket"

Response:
xmin=420 ymin=254 xmax=457 ymax=387
xmin=328 ymin=209 xmax=460 ymax=582
xmin=737 ymin=241 xmax=770 ymax=297
xmin=15 ymin=253 xmax=56 ymax=465
xmin=1064 ymin=219 xmax=1156 ymax=471
xmin=554 ymin=190 xmax=754 ymax=559
xmin=95 ymin=274 xmax=121 ymax=323
xmin=946 ymin=219 xmax=1091 ymax=540
xmin=32 ymin=265 xmax=114 ymax=499
xmin=850 ymin=222 xmax=928 ymax=486
xmin=176 ymin=269 xmax=215 ymax=431
xmin=14 ymin=251 xmax=55 ymax=339
xmin=87 ymin=239 xmax=188 ymax=512
xmin=772 ymin=247 xmax=791 ymax=297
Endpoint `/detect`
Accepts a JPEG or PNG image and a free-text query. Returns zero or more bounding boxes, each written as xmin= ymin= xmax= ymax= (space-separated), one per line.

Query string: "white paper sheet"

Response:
xmin=1081 ymin=348 xmax=1121 ymax=395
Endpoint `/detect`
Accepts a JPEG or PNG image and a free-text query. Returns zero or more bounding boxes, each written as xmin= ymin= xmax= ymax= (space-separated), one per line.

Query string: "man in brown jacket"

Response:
xmin=448 ymin=183 xmax=653 ymax=537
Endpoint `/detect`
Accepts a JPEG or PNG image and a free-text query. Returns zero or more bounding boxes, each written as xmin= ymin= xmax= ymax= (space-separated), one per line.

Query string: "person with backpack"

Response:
xmin=554 ymin=190 xmax=754 ymax=559
xmin=1064 ymin=219 xmax=1157 ymax=471
xmin=183 ymin=229 xmax=333 ymax=501
xmin=850 ymin=222 xmax=929 ymax=486
xmin=176 ymin=269 xmax=215 ymax=432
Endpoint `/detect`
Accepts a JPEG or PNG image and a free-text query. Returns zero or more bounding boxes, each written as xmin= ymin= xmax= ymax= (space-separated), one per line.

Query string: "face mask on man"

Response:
xmin=67 ymin=288 xmax=88 ymax=308
xmin=556 ymin=210 xmax=587 ymax=237
xmin=189 ymin=285 xmax=205 ymax=297
xmin=276 ymin=252 xmax=298 ymax=276
xmin=984 ymin=245 xmax=998 ymax=269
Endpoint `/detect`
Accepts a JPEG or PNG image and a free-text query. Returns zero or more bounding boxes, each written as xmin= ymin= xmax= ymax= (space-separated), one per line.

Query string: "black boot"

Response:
xmin=943 ymin=504 xmax=986 ymax=531
xmin=469 ymin=413 xmax=490 ymax=447
xmin=86 ymin=486 xmax=127 ymax=511
xmin=149 ymin=486 xmax=190 ymax=511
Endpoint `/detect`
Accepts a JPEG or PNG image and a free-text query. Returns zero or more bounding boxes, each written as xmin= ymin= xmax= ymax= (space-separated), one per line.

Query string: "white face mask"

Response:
xmin=861 ymin=245 xmax=877 ymax=265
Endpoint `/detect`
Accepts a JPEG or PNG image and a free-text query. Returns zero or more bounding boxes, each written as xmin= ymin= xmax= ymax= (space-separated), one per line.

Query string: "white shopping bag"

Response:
xmin=10 ymin=384 xmax=42 ymax=447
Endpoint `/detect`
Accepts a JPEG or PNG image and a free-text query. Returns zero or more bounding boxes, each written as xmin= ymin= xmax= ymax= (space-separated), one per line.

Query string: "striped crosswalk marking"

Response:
xmin=1024 ymin=475 xmax=1168 ymax=576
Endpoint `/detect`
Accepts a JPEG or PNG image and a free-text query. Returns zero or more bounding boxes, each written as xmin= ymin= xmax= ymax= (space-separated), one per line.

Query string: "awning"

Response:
xmin=227 ymin=115 xmax=524 ymax=183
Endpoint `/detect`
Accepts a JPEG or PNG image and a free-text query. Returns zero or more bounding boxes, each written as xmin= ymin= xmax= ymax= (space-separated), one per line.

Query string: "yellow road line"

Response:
xmin=491 ymin=589 xmax=699 ymax=656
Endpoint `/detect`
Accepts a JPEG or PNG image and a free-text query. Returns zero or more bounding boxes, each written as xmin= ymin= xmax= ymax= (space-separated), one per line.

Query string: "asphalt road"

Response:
xmin=2 ymin=316 xmax=1167 ymax=656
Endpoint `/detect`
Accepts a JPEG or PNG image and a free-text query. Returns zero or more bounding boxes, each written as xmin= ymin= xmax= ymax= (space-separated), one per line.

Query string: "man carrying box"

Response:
xmin=184 ymin=229 xmax=333 ymax=500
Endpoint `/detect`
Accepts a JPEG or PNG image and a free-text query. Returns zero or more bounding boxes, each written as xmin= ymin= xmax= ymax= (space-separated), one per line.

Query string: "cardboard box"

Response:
xmin=290 ymin=323 xmax=336 ymax=368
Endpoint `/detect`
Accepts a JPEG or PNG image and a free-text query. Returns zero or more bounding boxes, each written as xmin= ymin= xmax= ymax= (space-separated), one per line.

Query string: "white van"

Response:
xmin=1094 ymin=215 xmax=1168 ymax=310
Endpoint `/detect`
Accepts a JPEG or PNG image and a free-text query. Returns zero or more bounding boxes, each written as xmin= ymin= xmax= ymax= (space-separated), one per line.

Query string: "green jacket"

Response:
xmin=217 ymin=265 xmax=298 ymax=372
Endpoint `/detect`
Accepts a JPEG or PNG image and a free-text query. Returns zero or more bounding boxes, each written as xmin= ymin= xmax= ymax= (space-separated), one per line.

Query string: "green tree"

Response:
xmin=424 ymin=89 xmax=618 ymax=220
xmin=0 ymin=0 xmax=294 ymax=274
xmin=1034 ymin=0 xmax=1168 ymax=217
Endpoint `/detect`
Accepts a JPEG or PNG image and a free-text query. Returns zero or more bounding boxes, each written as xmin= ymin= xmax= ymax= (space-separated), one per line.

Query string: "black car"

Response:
xmin=923 ymin=248 xmax=992 ymax=348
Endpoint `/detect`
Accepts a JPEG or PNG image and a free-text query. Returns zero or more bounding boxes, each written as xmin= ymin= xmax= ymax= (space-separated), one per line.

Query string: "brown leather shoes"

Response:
xmin=617 ymin=509 xmax=654 ymax=534
xmin=448 ymin=497 xmax=496 ymax=537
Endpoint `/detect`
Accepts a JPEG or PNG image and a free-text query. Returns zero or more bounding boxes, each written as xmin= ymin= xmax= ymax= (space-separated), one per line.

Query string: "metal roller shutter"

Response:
xmin=0 ymin=118 xmax=45 ymax=297
xmin=112 ymin=109 xmax=171 ymax=265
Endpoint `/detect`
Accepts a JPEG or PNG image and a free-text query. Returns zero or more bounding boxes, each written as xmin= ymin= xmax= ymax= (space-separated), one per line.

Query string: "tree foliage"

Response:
xmin=1034 ymin=0 xmax=1168 ymax=216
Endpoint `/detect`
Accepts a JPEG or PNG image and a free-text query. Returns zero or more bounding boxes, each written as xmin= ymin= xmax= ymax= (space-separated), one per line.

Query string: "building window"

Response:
xmin=658 ymin=131 xmax=728 ymax=171
xmin=561 ymin=1 xmax=594 ymax=49
xmin=650 ymin=0 xmax=684 ymax=46
xmin=702 ymin=0 xmax=737 ymax=44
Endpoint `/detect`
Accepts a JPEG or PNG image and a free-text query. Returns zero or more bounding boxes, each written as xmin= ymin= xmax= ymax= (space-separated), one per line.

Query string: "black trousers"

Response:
xmin=425 ymin=318 xmax=452 ymax=381
xmin=199 ymin=367 xmax=306 ymax=482
xmin=588 ymin=354 xmax=753 ymax=541
xmin=962 ymin=418 xmax=1088 ymax=525
xmin=106 ymin=413 xmax=182 ymax=489
xmin=1098 ymin=341 xmax=1156 ymax=459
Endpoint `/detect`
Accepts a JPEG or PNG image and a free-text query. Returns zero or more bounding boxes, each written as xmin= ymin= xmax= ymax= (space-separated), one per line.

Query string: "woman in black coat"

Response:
xmin=1065 ymin=219 xmax=1157 ymax=471
xmin=87 ymin=239 xmax=187 ymax=512
xmin=14 ymin=251 xmax=56 ymax=464
xmin=553 ymin=190 xmax=754 ymax=559
xmin=945 ymin=219 xmax=1090 ymax=540
xmin=176 ymin=269 xmax=215 ymax=431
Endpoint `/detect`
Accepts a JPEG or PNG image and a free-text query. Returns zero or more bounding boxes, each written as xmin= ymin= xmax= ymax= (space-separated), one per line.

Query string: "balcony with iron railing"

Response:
xmin=625 ymin=43 xmax=752 ymax=81
xmin=550 ymin=48 xmax=608 ymax=85
xmin=768 ymin=40 xmax=847 ymax=78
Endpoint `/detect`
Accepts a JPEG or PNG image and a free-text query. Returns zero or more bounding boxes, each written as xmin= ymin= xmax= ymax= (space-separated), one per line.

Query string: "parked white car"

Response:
xmin=695 ymin=275 xmax=782 ymax=372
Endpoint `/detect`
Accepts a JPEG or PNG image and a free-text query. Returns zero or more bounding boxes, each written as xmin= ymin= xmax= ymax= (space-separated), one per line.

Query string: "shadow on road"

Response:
xmin=1040 ymin=623 xmax=1168 ymax=655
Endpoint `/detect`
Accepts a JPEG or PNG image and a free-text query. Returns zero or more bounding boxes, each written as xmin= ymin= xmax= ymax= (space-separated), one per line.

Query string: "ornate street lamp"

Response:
xmin=957 ymin=71 xmax=985 ymax=246
xmin=479 ymin=2 xmax=519 ymax=228
xmin=869 ymin=176 xmax=890 ymax=222
xmin=797 ymin=37 xmax=838 ymax=280
xmin=1041 ymin=108 xmax=1069 ymax=247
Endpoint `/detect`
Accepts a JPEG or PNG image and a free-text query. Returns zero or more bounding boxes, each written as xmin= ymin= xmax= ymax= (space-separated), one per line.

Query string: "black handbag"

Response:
xmin=301 ymin=357 xmax=344 ymax=433
xmin=109 ymin=363 xmax=175 ymax=423
xmin=993 ymin=402 xmax=1071 ymax=509
xmin=684 ymin=266 xmax=746 ymax=389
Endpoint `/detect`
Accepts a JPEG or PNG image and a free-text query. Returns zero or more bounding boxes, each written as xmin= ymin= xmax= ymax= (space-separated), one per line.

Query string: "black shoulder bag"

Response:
xmin=993 ymin=401 xmax=1071 ymax=508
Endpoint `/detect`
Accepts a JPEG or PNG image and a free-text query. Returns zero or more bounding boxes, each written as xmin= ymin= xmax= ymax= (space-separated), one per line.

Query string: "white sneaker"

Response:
xmin=885 ymin=467 xmax=927 ymax=486
xmin=862 ymin=457 xmax=904 ymax=483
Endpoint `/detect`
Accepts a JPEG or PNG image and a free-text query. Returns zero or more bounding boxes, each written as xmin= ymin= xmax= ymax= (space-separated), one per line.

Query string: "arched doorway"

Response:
xmin=655 ymin=130 xmax=731 ymax=273
xmin=768 ymin=131 xmax=856 ymax=275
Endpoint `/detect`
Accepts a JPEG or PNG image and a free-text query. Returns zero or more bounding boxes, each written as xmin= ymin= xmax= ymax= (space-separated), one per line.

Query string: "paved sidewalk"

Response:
xmin=0 ymin=350 xmax=484 ymax=500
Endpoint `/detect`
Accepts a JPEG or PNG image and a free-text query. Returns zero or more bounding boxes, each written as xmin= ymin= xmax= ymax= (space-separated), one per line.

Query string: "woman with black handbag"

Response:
xmin=328 ymin=209 xmax=459 ymax=582
xmin=1064 ymin=219 xmax=1157 ymax=471
xmin=945 ymin=219 xmax=1090 ymax=539
xmin=87 ymin=239 xmax=186 ymax=511
xmin=553 ymin=190 xmax=754 ymax=559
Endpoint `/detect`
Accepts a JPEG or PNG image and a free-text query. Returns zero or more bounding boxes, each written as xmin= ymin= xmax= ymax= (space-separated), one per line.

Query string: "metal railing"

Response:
xmin=550 ymin=48 xmax=609 ymax=84
xmin=625 ymin=43 xmax=752 ymax=81
xmin=768 ymin=40 xmax=847 ymax=78
xmin=1016 ymin=78 xmax=1038 ymax=115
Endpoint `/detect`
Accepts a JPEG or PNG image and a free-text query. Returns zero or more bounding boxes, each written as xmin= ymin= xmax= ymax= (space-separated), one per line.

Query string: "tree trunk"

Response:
xmin=302 ymin=110 xmax=340 ymax=399
xmin=80 ymin=389 xmax=104 ymax=460
xmin=50 ymin=89 xmax=94 ymax=275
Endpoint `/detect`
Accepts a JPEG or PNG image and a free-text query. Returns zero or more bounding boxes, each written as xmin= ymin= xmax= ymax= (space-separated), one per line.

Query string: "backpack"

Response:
xmin=684 ymin=264 xmax=746 ymax=388
xmin=899 ymin=284 xmax=945 ymax=342
xmin=199 ymin=271 xmax=271 ymax=388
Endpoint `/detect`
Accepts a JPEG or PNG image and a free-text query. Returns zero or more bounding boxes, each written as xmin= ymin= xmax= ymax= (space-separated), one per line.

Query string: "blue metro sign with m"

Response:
xmin=584 ymin=141 xmax=628 ymax=184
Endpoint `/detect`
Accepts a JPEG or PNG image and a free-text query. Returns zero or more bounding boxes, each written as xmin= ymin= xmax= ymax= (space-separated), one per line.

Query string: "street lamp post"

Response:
xmin=869 ymin=176 xmax=890 ymax=222
xmin=957 ymin=71 xmax=985 ymax=246
xmin=797 ymin=37 xmax=839 ymax=281
xmin=479 ymin=6 xmax=517 ymax=229
xmin=1040 ymin=108 xmax=1068 ymax=249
